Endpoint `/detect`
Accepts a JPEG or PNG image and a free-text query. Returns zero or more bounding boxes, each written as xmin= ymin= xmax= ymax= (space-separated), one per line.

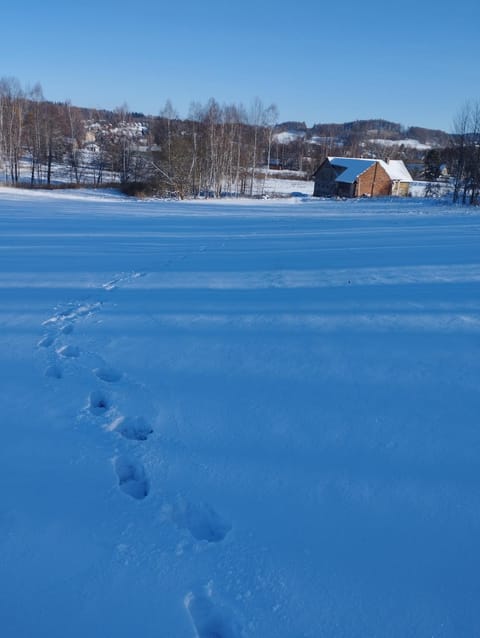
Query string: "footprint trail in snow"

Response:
xmin=37 ymin=272 xmax=153 ymax=501
xmin=185 ymin=588 xmax=242 ymax=638
xmin=114 ymin=455 xmax=149 ymax=500
xmin=37 ymin=262 xmax=238 ymax=626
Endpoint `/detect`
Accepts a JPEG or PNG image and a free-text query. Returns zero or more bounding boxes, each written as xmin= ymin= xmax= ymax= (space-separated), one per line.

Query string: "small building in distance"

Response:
xmin=313 ymin=157 xmax=413 ymax=197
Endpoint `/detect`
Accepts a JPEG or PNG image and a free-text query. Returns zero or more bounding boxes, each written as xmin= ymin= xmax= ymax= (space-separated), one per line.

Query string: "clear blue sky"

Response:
xmin=2 ymin=0 xmax=479 ymax=131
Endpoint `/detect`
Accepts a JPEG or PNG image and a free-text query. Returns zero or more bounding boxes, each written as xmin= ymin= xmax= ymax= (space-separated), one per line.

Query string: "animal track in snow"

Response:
xmin=61 ymin=323 xmax=74 ymax=335
xmin=102 ymin=279 xmax=119 ymax=291
xmin=70 ymin=302 xmax=102 ymax=319
xmin=37 ymin=334 xmax=54 ymax=348
xmin=174 ymin=499 xmax=231 ymax=543
xmin=94 ymin=366 xmax=122 ymax=383
xmin=89 ymin=390 xmax=110 ymax=415
xmin=114 ymin=455 xmax=149 ymax=500
xmin=185 ymin=590 xmax=241 ymax=638
xmin=102 ymin=271 xmax=146 ymax=291
xmin=45 ymin=364 xmax=62 ymax=379
xmin=42 ymin=301 xmax=102 ymax=327
xmin=42 ymin=315 xmax=63 ymax=327
xmin=57 ymin=344 xmax=80 ymax=358
xmin=107 ymin=415 xmax=153 ymax=441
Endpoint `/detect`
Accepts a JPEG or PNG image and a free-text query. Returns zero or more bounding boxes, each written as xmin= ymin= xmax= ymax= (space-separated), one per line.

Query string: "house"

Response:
xmin=313 ymin=157 xmax=412 ymax=197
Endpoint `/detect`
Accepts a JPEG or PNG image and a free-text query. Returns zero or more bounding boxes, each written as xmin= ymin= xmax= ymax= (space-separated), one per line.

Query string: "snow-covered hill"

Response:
xmin=1 ymin=188 xmax=480 ymax=637
xmin=369 ymin=137 xmax=432 ymax=150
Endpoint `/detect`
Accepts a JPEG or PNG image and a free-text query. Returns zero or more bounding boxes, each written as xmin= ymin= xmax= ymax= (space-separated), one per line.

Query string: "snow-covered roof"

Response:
xmin=327 ymin=157 xmax=412 ymax=183
xmin=379 ymin=159 xmax=413 ymax=182
xmin=328 ymin=157 xmax=376 ymax=183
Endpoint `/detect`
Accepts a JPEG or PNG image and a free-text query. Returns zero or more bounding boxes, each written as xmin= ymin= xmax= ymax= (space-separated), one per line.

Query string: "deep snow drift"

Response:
xmin=1 ymin=188 xmax=480 ymax=637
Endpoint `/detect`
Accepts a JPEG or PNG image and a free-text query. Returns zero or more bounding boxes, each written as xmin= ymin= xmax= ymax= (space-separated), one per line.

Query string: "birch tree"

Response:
xmin=0 ymin=77 xmax=25 ymax=183
xmin=451 ymin=101 xmax=480 ymax=205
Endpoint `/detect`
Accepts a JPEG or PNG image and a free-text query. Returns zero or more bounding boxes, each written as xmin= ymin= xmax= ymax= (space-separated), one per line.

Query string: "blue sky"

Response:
xmin=2 ymin=0 xmax=479 ymax=131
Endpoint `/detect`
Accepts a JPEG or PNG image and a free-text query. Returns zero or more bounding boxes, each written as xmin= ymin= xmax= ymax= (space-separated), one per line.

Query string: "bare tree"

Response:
xmin=24 ymin=83 xmax=45 ymax=184
xmin=45 ymin=102 xmax=67 ymax=185
xmin=265 ymin=103 xmax=279 ymax=173
xmin=160 ymin=99 xmax=177 ymax=178
xmin=0 ymin=77 xmax=25 ymax=183
xmin=62 ymin=101 xmax=86 ymax=183
xmin=248 ymin=97 xmax=265 ymax=196
xmin=452 ymin=102 xmax=470 ymax=203
xmin=451 ymin=100 xmax=480 ymax=205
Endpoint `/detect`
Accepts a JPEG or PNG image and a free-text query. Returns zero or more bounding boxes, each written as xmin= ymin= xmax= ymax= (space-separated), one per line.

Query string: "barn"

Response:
xmin=313 ymin=157 xmax=412 ymax=198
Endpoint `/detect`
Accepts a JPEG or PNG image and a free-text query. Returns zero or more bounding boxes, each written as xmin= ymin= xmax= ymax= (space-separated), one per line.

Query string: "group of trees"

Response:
xmin=0 ymin=78 xmax=87 ymax=185
xmin=0 ymin=77 xmax=283 ymax=198
xmin=417 ymin=101 xmax=480 ymax=205
xmin=3 ymin=75 xmax=480 ymax=204
xmin=449 ymin=101 xmax=480 ymax=205
xmin=0 ymin=77 xmax=155 ymax=188
xmin=144 ymin=98 xmax=279 ymax=198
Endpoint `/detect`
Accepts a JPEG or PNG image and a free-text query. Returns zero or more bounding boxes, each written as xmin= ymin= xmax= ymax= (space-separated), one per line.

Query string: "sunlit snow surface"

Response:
xmin=1 ymin=188 xmax=480 ymax=637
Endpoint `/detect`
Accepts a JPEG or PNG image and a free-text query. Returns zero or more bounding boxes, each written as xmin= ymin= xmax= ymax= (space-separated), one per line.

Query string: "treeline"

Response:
xmin=450 ymin=101 xmax=480 ymax=205
xmin=0 ymin=77 xmax=289 ymax=198
xmin=146 ymin=99 xmax=280 ymax=198
xmin=0 ymin=75 xmax=437 ymax=200
xmin=0 ymin=78 xmax=108 ymax=186
xmin=420 ymin=101 xmax=480 ymax=205
xmin=3 ymin=75 xmax=480 ymax=203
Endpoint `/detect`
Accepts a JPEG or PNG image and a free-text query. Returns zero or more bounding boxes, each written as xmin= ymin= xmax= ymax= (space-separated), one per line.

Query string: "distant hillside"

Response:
xmin=269 ymin=119 xmax=451 ymax=175
xmin=275 ymin=119 xmax=450 ymax=149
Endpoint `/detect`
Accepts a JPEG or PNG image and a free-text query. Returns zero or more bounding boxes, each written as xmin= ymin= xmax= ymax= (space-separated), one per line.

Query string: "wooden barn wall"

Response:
xmin=313 ymin=162 xmax=338 ymax=197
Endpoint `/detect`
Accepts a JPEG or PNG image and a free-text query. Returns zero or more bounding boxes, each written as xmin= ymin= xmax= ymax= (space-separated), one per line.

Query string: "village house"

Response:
xmin=313 ymin=157 xmax=412 ymax=198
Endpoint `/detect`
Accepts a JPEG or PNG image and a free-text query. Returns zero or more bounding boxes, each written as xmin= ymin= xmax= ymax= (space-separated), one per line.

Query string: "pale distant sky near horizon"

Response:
xmin=2 ymin=0 xmax=479 ymax=131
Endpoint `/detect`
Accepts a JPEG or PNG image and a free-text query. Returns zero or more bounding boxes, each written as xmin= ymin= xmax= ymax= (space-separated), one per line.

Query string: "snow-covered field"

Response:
xmin=1 ymin=188 xmax=480 ymax=637
xmin=2 ymin=157 xmax=314 ymax=198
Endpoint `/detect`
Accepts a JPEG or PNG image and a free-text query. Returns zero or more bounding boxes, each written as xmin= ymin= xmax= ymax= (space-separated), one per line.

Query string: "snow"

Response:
xmin=261 ymin=175 xmax=313 ymax=197
xmin=1 ymin=188 xmax=480 ymax=637
xmin=382 ymin=159 xmax=413 ymax=182
xmin=410 ymin=180 xmax=453 ymax=197
xmin=272 ymin=130 xmax=306 ymax=144
xmin=369 ymin=138 xmax=432 ymax=150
